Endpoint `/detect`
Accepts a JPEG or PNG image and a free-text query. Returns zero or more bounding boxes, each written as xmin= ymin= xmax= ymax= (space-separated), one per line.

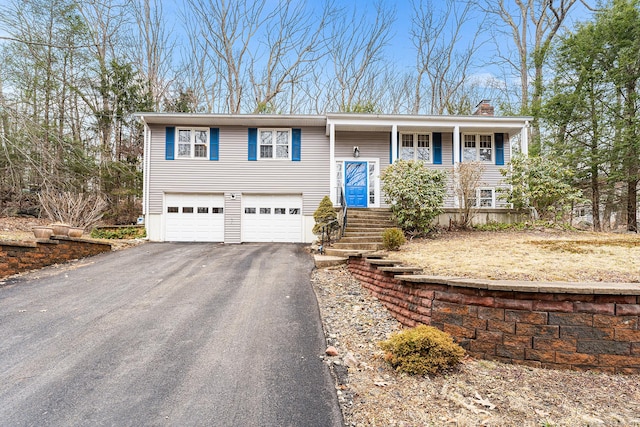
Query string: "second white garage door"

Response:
xmin=242 ymin=194 xmax=302 ymax=242
xmin=165 ymin=193 xmax=225 ymax=242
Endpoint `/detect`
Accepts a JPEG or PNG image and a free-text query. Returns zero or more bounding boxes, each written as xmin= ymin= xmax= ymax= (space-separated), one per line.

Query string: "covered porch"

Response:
xmin=325 ymin=113 xmax=531 ymax=209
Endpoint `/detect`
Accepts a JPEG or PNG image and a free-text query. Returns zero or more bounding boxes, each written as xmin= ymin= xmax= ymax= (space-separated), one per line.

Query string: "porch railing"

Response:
xmin=319 ymin=187 xmax=348 ymax=254
xmin=339 ymin=186 xmax=347 ymax=237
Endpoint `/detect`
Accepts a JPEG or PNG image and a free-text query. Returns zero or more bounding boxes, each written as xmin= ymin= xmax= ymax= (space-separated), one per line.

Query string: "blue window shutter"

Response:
xmin=165 ymin=127 xmax=175 ymax=160
xmin=209 ymin=128 xmax=219 ymax=161
xmin=459 ymin=133 xmax=463 ymax=162
xmin=495 ymin=133 xmax=504 ymax=165
xmin=248 ymin=128 xmax=257 ymax=161
xmin=292 ymin=128 xmax=301 ymax=161
xmin=433 ymin=133 xmax=442 ymax=164
xmin=389 ymin=132 xmax=392 ymax=164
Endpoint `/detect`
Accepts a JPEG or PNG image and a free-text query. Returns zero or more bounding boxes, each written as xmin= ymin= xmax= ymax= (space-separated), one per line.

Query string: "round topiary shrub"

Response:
xmin=382 ymin=227 xmax=406 ymax=251
xmin=379 ymin=325 xmax=465 ymax=375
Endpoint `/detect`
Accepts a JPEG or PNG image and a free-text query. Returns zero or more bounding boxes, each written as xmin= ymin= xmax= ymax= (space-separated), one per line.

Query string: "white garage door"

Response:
xmin=242 ymin=194 xmax=302 ymax=242
xmin=165 ymin=193 xmax=224 ymax=242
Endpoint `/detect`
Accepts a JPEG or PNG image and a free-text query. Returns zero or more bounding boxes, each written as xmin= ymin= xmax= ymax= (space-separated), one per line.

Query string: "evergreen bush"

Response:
xmin=381 ymin=160 xmax=447 ymax=236
xmin=379 ymin=325 xmax=465 ymax=375
xmin=312 ymin=195 xmax=338 ymax=236
xmin=382 ymin=228 xmax=406 ymax=250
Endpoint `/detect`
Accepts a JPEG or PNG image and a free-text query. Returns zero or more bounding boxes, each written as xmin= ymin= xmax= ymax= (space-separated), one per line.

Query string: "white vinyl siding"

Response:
xmin=147 ymin=125 xmax=328 ymax=217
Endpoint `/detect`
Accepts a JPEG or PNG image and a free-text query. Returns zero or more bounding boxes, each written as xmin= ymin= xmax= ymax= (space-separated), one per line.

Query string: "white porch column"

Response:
xmin=453 ymin=125 xmax=460 ymax=164
xmin=452 ymin=125 xmax=460 ymax=208
xmin=329 ymin=122 xmax=337 ymax=205
xmin=521 ymin=121 xmax=529 ymax=156
xmin=391 ymin=124 xmax=398 ymax=163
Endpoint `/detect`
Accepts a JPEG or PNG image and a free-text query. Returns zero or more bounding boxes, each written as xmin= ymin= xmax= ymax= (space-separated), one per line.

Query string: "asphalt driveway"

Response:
xmin=0 ymin=243 xmax=343 ymax=427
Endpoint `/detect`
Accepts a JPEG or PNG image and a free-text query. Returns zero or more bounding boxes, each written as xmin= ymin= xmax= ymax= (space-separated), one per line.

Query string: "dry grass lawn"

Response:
xmin=394 ymin=230 xmax=640 ymax=283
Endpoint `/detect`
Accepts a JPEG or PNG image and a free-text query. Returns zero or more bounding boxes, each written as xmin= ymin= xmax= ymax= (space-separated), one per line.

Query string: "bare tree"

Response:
xmin=77 ymin=0 xmax=132 ymax=160
xmin=249 ymin=1 xmax=334 ymax=113
xmin=131 ymin=0 xmax=174 ymax=111
xmin=411 ymin=0 xmax=480 ymax=115
xmin=184 ymin=0 xmax=334 ymax=114
xmin=479 ymin=0 xmax=580 ymax=153
xmin=328 ymin=1 xmax=395 ymax=112
xmin=453 ymin=161 xmax=486 ymax=228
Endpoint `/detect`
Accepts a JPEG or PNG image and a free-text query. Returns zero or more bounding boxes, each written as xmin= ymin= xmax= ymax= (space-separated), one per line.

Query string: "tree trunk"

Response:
xmin=627 ymin=176 xmax=638 ymax=232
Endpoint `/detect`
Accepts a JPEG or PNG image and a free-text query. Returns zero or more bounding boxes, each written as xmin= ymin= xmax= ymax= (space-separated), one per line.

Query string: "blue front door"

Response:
xmin=345 ymin=161 xmax=367 ymax=207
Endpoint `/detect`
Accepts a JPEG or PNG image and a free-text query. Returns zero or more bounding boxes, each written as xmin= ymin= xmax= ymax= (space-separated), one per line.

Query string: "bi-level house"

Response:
xmin=137 ymin=102 xmax=531 ymax=243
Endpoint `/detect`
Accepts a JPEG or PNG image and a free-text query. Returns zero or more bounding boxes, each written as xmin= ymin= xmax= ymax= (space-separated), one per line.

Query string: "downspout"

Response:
xmin=142 ymin=120 xmax=151 ymax=217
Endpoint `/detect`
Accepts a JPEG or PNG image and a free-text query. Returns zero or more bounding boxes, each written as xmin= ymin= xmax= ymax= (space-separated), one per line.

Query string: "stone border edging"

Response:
xmin=0 ymin=237 xmax=112 ymax=279
xmin=402 ymin=275 xmax=640 ymax=295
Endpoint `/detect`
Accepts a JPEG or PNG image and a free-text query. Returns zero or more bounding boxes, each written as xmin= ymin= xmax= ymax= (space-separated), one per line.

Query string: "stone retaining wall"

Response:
xmin=348 ymin=256 xmax=640 ymax=374
xmin=0 ymin=237 xmax=112 ymax=279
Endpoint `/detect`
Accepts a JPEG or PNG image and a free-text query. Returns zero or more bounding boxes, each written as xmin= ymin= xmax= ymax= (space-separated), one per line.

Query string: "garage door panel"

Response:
xmin=242 ymin=195 xmax=302 ymax=243
xmin=165 ymin=194 xmax=224 ymax=242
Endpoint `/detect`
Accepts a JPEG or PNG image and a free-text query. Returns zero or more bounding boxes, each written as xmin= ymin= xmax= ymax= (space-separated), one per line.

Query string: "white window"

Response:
xmin=177 ymin=128 xmax=208 ymax=159
xmin=259 ymin=129 xmax=291 ymax=159
xmin=400 ymin=133 xmax=431 ymax=162
xmin=470 ymin=188 xmax=495 ymax=208
xmin=463 ymin=133 xmax=493 ymax=162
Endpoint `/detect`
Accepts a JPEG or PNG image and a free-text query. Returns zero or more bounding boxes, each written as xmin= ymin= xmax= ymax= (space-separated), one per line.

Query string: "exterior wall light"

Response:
xmin=353 ymin=146 xmax=360 ymax=158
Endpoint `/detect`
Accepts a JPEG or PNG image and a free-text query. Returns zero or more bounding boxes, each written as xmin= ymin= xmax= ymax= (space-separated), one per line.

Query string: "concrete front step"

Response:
xmin=345 ymin=227 xmax=388 ymax=233
xmin=313 ymin=254 xmax=348 ymax=268
xmin=347 ymin=221 xmax=395 ymax=228
xmin=343 ymin=230 xmax=383 ymax=239
xmin=323 ymin=248 xmax=375 ymax=257
xmin=348 ymin=215 xmax=393 ymax=221
xmin=332 ymin=242 xmax=381 ymax=250
xmin=365 ymin=258 xmax=403 ymax=266
xmin=377 ymin=266 xmax=424 ymax=274
xmin=339 ymin=236 xmax=384 ymax=244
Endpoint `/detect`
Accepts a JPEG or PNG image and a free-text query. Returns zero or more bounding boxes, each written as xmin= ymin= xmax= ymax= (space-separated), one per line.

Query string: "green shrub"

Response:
xmin=381 ymin=160 xmax=447 ymax=236
xmin=312 ymin=195 xmax=338 ymax=236
xmin=90 ymin=226 xmax=146 ymax=239
xmin=499 ymin=153 xmax=584 ymax=223
xmin=382 ymin=228 xmax=406 ymax=250
xmin=473 ymin=221 xmax=527 ymax=231
xmin=379 ymin=325 xmax=465 ymax=375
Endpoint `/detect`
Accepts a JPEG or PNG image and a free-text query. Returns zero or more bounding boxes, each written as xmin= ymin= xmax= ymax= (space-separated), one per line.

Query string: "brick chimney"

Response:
xmin=473 ymin=99 xmax=494 ymax=116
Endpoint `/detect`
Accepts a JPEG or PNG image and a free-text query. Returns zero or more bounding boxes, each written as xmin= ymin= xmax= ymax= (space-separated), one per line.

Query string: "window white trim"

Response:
xmin=176 ymin=127 xmax=209 ymax=159
xmin=258 ymin=128 xmax=292 ymax=160
xmin=399 ymin=132 xmax=432 ymax=163
xmin=474 ymin=187 xmax=495 ymax=208
xmin=462 ymin=133 xmax=493 ymax=163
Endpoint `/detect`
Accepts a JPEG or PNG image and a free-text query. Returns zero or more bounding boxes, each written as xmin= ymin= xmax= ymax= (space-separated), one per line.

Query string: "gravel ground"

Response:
xmin=312 ymin=266 xmax=640 ymax=427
